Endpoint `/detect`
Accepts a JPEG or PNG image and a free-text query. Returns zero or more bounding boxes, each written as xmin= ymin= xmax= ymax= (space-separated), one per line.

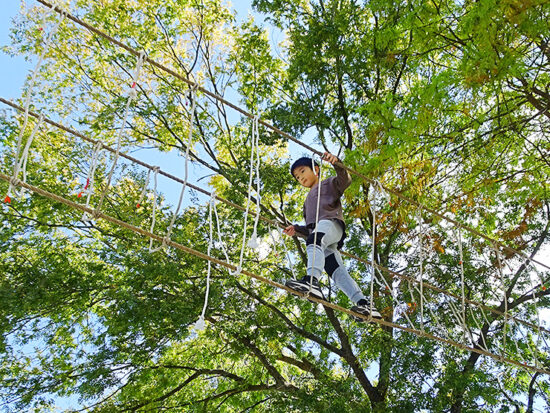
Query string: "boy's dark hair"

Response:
xmin=290 ymin=157 xmax=319 ymax=177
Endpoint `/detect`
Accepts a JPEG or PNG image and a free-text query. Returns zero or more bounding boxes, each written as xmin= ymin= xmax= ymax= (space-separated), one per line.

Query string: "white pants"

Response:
xmin=306 ymin=219 xmax=366 ymax=304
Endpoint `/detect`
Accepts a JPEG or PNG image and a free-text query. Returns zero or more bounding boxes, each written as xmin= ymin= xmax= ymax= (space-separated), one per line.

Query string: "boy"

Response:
xmin=283 ymin=152 xmax=382 ymax=321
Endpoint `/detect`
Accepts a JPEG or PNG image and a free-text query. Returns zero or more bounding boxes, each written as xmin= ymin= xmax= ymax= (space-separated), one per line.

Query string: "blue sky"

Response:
xmin=1 ymin=2 xmax=31 ymax=100
xmin=0 ymin=0 xmax=303 ymax=207
xmin=0 ymin=1 xmax=267 ymax=99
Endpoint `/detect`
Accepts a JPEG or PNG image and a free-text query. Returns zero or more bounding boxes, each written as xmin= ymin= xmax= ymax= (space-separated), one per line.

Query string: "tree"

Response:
xmin=1 ymin=0 xmax=549 ymax=411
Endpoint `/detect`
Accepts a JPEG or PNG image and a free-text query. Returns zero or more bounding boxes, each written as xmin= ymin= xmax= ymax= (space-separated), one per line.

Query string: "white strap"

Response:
xmin=193 ymin=191 xmax=217 ymax=332
xmin=147 ymin=166 xmax=160 ymax=252
xmin=150 ymin=84 xmax=196 ymax=252
xmin=7 ymin=5 xmax=64 ymax=201
xmin=247 ymin=116 xmax=262 ymax=249
xmin=93 ymin=51 xmax=147 ymax=220
xmin=234 ymin=114 xmax=262 ymax=274
xmin=81 ymin=141 xmax=103 ymax=221
xmin=136 ymin=168 xmax=153 ymax=209
xmin=307 ymin=154 xmax=323 ymax=296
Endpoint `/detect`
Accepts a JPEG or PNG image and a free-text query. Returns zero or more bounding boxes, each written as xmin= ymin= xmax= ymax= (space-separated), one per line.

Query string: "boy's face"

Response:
xmin=293 ymin=165 xmax=319 ymax=188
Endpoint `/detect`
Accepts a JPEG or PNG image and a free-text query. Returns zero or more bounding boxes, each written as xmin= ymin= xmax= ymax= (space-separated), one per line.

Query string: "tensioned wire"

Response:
xmin=1 ymin=96 xmax=547 ymax=339
xmin=34 ymin=0 xmax=550 ymax=274
xmin=1 ymin=172 xmax=548 ymax=376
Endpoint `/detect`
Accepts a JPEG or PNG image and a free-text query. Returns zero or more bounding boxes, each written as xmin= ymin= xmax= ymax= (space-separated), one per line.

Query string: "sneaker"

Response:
xmin=285 ymin=276 xmax=325 ymax=301
xmin=351 ymin=300 xmax=382 ymax=322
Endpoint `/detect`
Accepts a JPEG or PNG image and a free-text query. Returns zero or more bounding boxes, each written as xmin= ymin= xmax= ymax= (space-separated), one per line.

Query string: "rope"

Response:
xmin=2 ymin=173 xmax=548 ymax=375
xmin=94 ymin=51 xmax=147 ymax=220
xmin=34 ymin=0 xmax=550 ymax=274
xmin=1 ymin=97 xmax=547 ymax=340
xmin=457 ymin=227 xmax=466 ymax=336
xmin=136 ymin=167 xmax=152 ymax=209
xmin=469 ymin=306 xmax=490 ymax=352
xmin=307 ymin=154 xmax=323 ymax=297
xmin=147 ymin=166 xmax=160 ymax=252
xmin=8 ymin=113 xmax=45 ymax=201
xmin=528 ymin=264 xmax=543 ymax=368
xmin=368 ymin=184 xmax=377 ymax=319
xmin=417 ymin=208 xmax=425 ymax=331
xmin=211 ymin=193 xmax=233 ymax=266
xmin=493 ymin=244 xmax=509 ymax=361
xmin=276 ymin=226 xmax=295 ymax=277
xmin=6 ymin=4 xmax=63 ymax=201
xmin=150 ymin=84 xmax=197 ymax=252
xmin=247 ymin=116 xmax=262 ymax=250
xmin=234 ymin=115 xmax=261 ymax=274
xmin=81 ymin=141 xmax=103 ymax=221
xmin=447 ymin=297 xmax=473 ymax=346
xmin=193 ymin=191 xmax=217 ymax=332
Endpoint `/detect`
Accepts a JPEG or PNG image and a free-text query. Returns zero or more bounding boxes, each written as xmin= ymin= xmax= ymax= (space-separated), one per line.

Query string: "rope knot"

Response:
xmin=209 ymin=190 xmax=217 ymax=206
xmin=160 ymin=235 xmax=171 ymax=248
xmin=9 ymin=176 xmax=21 ymax=187
xmin=192 ymin=315 xmax=206 ymax=331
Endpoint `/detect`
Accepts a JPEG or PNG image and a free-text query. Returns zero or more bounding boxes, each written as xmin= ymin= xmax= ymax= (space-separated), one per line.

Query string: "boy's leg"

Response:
xmin=285 ymin=220 xmax=341 ymax=300
xmin=324 ymin=247 xmax=382 ymax=320
xmin=305 ymin=220 xmax=342 ymax=281
xmin=324 ymin=247 xmax=365 ymax=303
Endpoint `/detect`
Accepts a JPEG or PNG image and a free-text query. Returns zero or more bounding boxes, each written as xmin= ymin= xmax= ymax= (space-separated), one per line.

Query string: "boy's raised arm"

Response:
xmin=323 ymin=152 xmax=352 ymax=193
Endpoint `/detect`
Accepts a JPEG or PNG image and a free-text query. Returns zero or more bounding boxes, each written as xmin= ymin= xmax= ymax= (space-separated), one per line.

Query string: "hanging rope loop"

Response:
xmin=306 ymin=152 xmax=323 ymax=297
xmin=149 ymin=83 xmax=195 ymax=252
xmin=248 ymin=115 xmax=262 ymax=249
xmin=193 ymin=190 xmax=218 ymax=332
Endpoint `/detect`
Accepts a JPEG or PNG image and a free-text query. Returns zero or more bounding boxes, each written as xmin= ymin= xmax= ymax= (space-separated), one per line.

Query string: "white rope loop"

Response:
xmin=526 ymin=262 xmax=543 ymax=368
xmin=366 ymin=181 xmax=384 ymax=318
xmin=493 ymin=243 xmax=508 ymax=360
xmin=276 ymin=226 xmax=295 ymax=276
xmin=94 ymin=50 xmax=147 ymax=219
xmin=81 ymin=141 xmax=103 ymax=222
xmin=147 ymin=166 xmax=160 ymax=252
xmin=369 ymin=190 xmax=376 ymax=317
xmin=7 ymin=113 xmax=45 ymax=202
xmin=150 ymin=83 xmax=197 ymax=252
xmin=247 ymin=115 xmax=262 ymax=249
xmin=233 ymin=114 xmax=262 ymax=275
xmin=417 ymin=208 xmax=425 ymax=331
xmin=456 ymin=227 xmax=466 ymax=334
xmin=211 ymin=191 xmax=233 ymax=266
xmin=469 ymin=307 xmax=490 ymax=352
xmin=6 ymin=4 xmax=64 ymax=202
xmin=193 ymin=191 xmax=217 ymax=332
xmin=307 ymin=153 xmax=323 ymax=297
xmin=136 ymin=168 xmax=153 ymax=209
